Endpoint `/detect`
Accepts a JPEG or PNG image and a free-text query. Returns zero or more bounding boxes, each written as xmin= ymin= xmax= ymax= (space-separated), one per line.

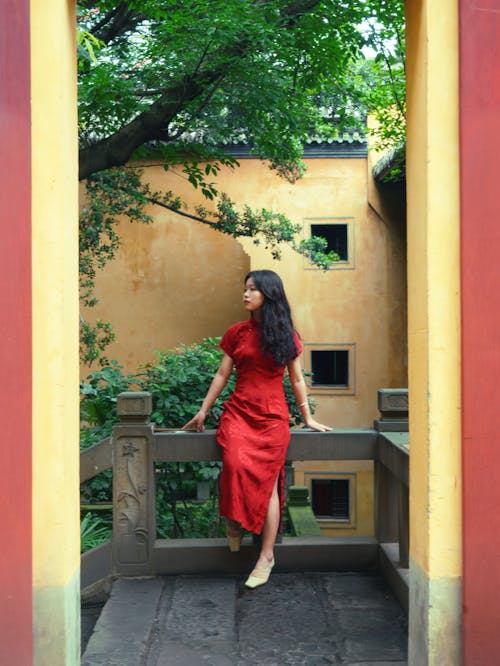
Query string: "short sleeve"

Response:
xmin=220 ymin=324 xmax=238 ymax=358
xmin=293 ymin=330 xmax=303 ymax=357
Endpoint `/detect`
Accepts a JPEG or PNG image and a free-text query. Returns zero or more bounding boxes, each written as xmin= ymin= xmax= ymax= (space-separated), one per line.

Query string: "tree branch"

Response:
xmin=382 ymin=52 xmax=405 ymax=119
xmin=79 ymin=0 xmax=326 ymax=181
xmin=88 ymin=4 xmax=125 ymax=37
xmin=91 ymin=3 xmax=145 ymax=44
xmin=133 ymin=88 xmax=171 ymax=97
xmin=280 ymin=0 xmax=323 ymax=24
xmin=144 ymin=195 xmax=219 ymax=229
xmin=79 ymin=70 xmax=224 ymax=179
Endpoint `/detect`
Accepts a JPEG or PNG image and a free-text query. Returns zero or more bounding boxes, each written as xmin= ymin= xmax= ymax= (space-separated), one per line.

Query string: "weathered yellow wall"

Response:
xmin=366 ymin=134 xmax=407 ymax=387
xmin=31 ymin=0 xmax=80 ymax=663
xmin=83 ymin=153 xmax=406 ymax=428
xmin=406 ymin=0 xmax=462 ymax=662
xmin=81 ymin=181 xmax=250 ymax=373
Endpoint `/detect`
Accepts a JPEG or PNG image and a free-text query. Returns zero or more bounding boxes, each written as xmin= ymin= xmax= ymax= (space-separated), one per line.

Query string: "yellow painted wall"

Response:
xmin=31 ymin=0 xmax=80 ymax=662
xmin=83 ymin=153 xmax=407 ymax=429
xmin=81 ymin=177 xmax=251 ymax=373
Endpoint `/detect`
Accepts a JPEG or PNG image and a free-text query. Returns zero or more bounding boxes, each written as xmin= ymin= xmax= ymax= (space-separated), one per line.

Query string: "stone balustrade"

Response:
xmin=80 ymin=388 xmax=409 ymax=609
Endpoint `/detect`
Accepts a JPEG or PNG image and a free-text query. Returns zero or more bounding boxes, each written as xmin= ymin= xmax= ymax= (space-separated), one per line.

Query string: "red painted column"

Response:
xmin=0 ymin=2 xmax=33 ymax=663
xmin=460 ymin=1 xmax=500 ymax=664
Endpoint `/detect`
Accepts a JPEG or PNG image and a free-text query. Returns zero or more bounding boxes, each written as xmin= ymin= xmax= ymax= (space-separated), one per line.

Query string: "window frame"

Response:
xmin=304 ymin=471 xmax=357 ymax=528
xmin=303 ymin=216 xmax=355 ymax=270
xmin=303 ymin=342 xmax=356 ymax=396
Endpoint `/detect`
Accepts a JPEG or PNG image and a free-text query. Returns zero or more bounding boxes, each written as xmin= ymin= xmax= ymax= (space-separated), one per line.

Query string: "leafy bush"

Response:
xmin=80 ymin=360 xmax=136 ymax=437
xmin=80 ymin=469 xmax=113 ymax=504
xmin=80 ymin=511 xmax=112 ymax=553
xmin=138 ymin=337 xmax=235 ymax=428
xmin=156 ymin=496 xmax=224 ymax=539
xmin=80 ymin=360 xmax=136 ymax=503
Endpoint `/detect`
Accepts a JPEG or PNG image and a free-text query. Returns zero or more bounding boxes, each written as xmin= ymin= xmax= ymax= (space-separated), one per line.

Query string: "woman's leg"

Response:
xmin=254 ymin=475 xmax=280 ymax=568
xmin=226 ymin=518 xmax=241 ymax=536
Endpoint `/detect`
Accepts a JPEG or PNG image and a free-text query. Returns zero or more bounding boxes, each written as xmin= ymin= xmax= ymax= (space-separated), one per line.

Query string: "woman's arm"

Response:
xmin=287 ymin=355 xmax=332 ymax=432
xmin=182 ymin=353 xmax=234 ymax=431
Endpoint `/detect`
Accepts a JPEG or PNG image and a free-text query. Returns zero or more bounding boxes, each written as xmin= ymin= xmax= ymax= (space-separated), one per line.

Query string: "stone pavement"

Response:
xmin=82 ymin=572 xmax=407 ymax=666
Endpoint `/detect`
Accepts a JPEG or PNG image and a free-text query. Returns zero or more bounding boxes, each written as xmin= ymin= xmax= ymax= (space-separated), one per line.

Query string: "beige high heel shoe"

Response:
xmin=227 ymin=531 xmax=243 ymax=552
xmin=245 ymin=558 xmax=275 ymax=588
xmin=226 ymin=522 xmax=243 ymax=552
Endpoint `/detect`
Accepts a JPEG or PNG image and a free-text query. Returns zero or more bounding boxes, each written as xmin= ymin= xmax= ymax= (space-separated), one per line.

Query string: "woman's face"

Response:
xmin=243 ymin=277 xmax=265 ymax=314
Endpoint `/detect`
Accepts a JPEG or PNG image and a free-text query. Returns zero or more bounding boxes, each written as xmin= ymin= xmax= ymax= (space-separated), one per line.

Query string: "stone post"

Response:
xmin=374 ymin=463 xmax=399 ymax=544
xmin=397 ymin=481 xmax=410 ymax=568
xmin=287 ymin=486 xmax=322 ymax=537
xmin=374 ymin=389 xmax=409 ymax=548
xmin=112 ymin=392 xmax=155 ymax=576
xmin=374 ymin=388 xmax=409 ymax=433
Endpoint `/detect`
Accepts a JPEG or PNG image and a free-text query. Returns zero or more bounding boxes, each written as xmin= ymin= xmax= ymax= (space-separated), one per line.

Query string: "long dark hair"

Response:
xmin=245 ymin=270 xmax=299 ymax=366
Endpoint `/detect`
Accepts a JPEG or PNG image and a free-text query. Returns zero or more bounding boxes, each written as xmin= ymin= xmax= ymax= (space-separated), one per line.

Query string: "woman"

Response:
xmin=183 ymin=270 xmax=331 ymax=588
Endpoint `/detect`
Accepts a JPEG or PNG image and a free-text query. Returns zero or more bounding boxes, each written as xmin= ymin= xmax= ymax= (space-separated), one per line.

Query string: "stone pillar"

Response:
xmin=397 ymin=481 xmax=409 ymax=569
xmin=374 ymin=462 xmax=399 ymax=544
xmin=287 ymin=486 xmax=322 ymax=537
xmin=374 ymin=389 xmax=408 ymax=548
xmin=29 ymin=1 xmax=81 ymax=664
xmin=112 ymin=393 xmax=156 ymax=576
xmin=406 ymin=0 xmax=462 ymax=663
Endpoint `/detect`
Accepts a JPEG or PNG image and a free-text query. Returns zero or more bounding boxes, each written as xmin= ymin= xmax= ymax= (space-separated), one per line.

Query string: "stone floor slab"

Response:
xmin=236 ymin=573 xmax=339 ymax=665
xmin=82 ymin=578 xmax=164 ymax=666
xmin=147 ymin=576 xmax=238 ymax=665
xmin=82 ymin=573 xmax=408 ymax=666
xmin=324 ymin=572 xmax=402 ymax=610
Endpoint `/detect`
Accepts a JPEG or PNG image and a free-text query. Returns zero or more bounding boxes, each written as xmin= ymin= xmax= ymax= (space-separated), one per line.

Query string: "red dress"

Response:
xmin=217 ymin=318 xmax=302 ymax=534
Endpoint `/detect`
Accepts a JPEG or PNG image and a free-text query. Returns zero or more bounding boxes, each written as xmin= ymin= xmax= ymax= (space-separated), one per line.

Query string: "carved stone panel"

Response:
xmin=113 ymin=430 xmax=154 ymax=574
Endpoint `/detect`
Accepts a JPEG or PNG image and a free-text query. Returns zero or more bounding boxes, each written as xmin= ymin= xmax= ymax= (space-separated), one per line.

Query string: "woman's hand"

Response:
xmin=181 ymin=355 xmax=233 ymax=433
xmin=182 ymin=409 xmax=207 ymax=432
xmin=304 ymin=417 xmax=333 ymax=432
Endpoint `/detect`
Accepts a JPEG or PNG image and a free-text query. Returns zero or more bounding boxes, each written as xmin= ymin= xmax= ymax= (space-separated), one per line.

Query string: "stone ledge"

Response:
xmin=81 ymin=578 xmax=164 ymax=666
xmin=379 ymin=542 xmax=409 ymax=612
xmin=151 ymin=536 xmax=379 ymax=575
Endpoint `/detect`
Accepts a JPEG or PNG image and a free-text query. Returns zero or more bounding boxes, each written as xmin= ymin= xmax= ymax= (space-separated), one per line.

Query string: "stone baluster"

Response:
xmin=397 ymin=481 xmax=409 ymax=568
xmin=374 ymin=388 xmax=409 ymax=568
xmin=374 ymin=461 xmax=399 ymax=544
xmin=112 ymin=392 xmax=155 ymax=576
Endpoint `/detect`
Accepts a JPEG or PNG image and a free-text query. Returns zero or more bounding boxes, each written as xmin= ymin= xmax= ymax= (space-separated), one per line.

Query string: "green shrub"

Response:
xmin=80 ymin=511 xmax=112 ymax=553
xmin=80 ymin=361 xmax=136 ymax=503
xmin=137 ymin=337 xmax=234 ymax=428
xmin=156 ymin=496 xmax=224 ymax=539
xmin=80 ymin=469 xmax=113 ymax=504
xmin=80 ymin=360 xmax=136 ymax=437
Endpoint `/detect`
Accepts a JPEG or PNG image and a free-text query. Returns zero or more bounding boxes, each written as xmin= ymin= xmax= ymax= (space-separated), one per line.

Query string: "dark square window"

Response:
xmin=310 ymin=223 xmax=348 ymax=261
xmin=311 ymin=349 xmax=349 ymax=387
xmin=311 ymin=479 xmax=350 ymax=519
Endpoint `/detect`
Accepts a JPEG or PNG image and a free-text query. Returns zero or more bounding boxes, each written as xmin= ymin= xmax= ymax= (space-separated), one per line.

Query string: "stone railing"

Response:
xmin=81 ymin=389 xmax=409 ymax=608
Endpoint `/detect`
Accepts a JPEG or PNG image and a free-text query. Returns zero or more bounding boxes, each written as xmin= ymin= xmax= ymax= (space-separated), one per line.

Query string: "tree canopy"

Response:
xmin=77 ymin=0 xmax=405 ymax=364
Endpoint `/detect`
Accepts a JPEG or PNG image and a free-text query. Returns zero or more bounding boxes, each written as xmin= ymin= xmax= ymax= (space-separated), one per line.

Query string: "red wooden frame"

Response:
xmin=0 ymin=2 xmax=33 ymax=663
xmin=460 ymin=1 xmax=500 ymax=663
